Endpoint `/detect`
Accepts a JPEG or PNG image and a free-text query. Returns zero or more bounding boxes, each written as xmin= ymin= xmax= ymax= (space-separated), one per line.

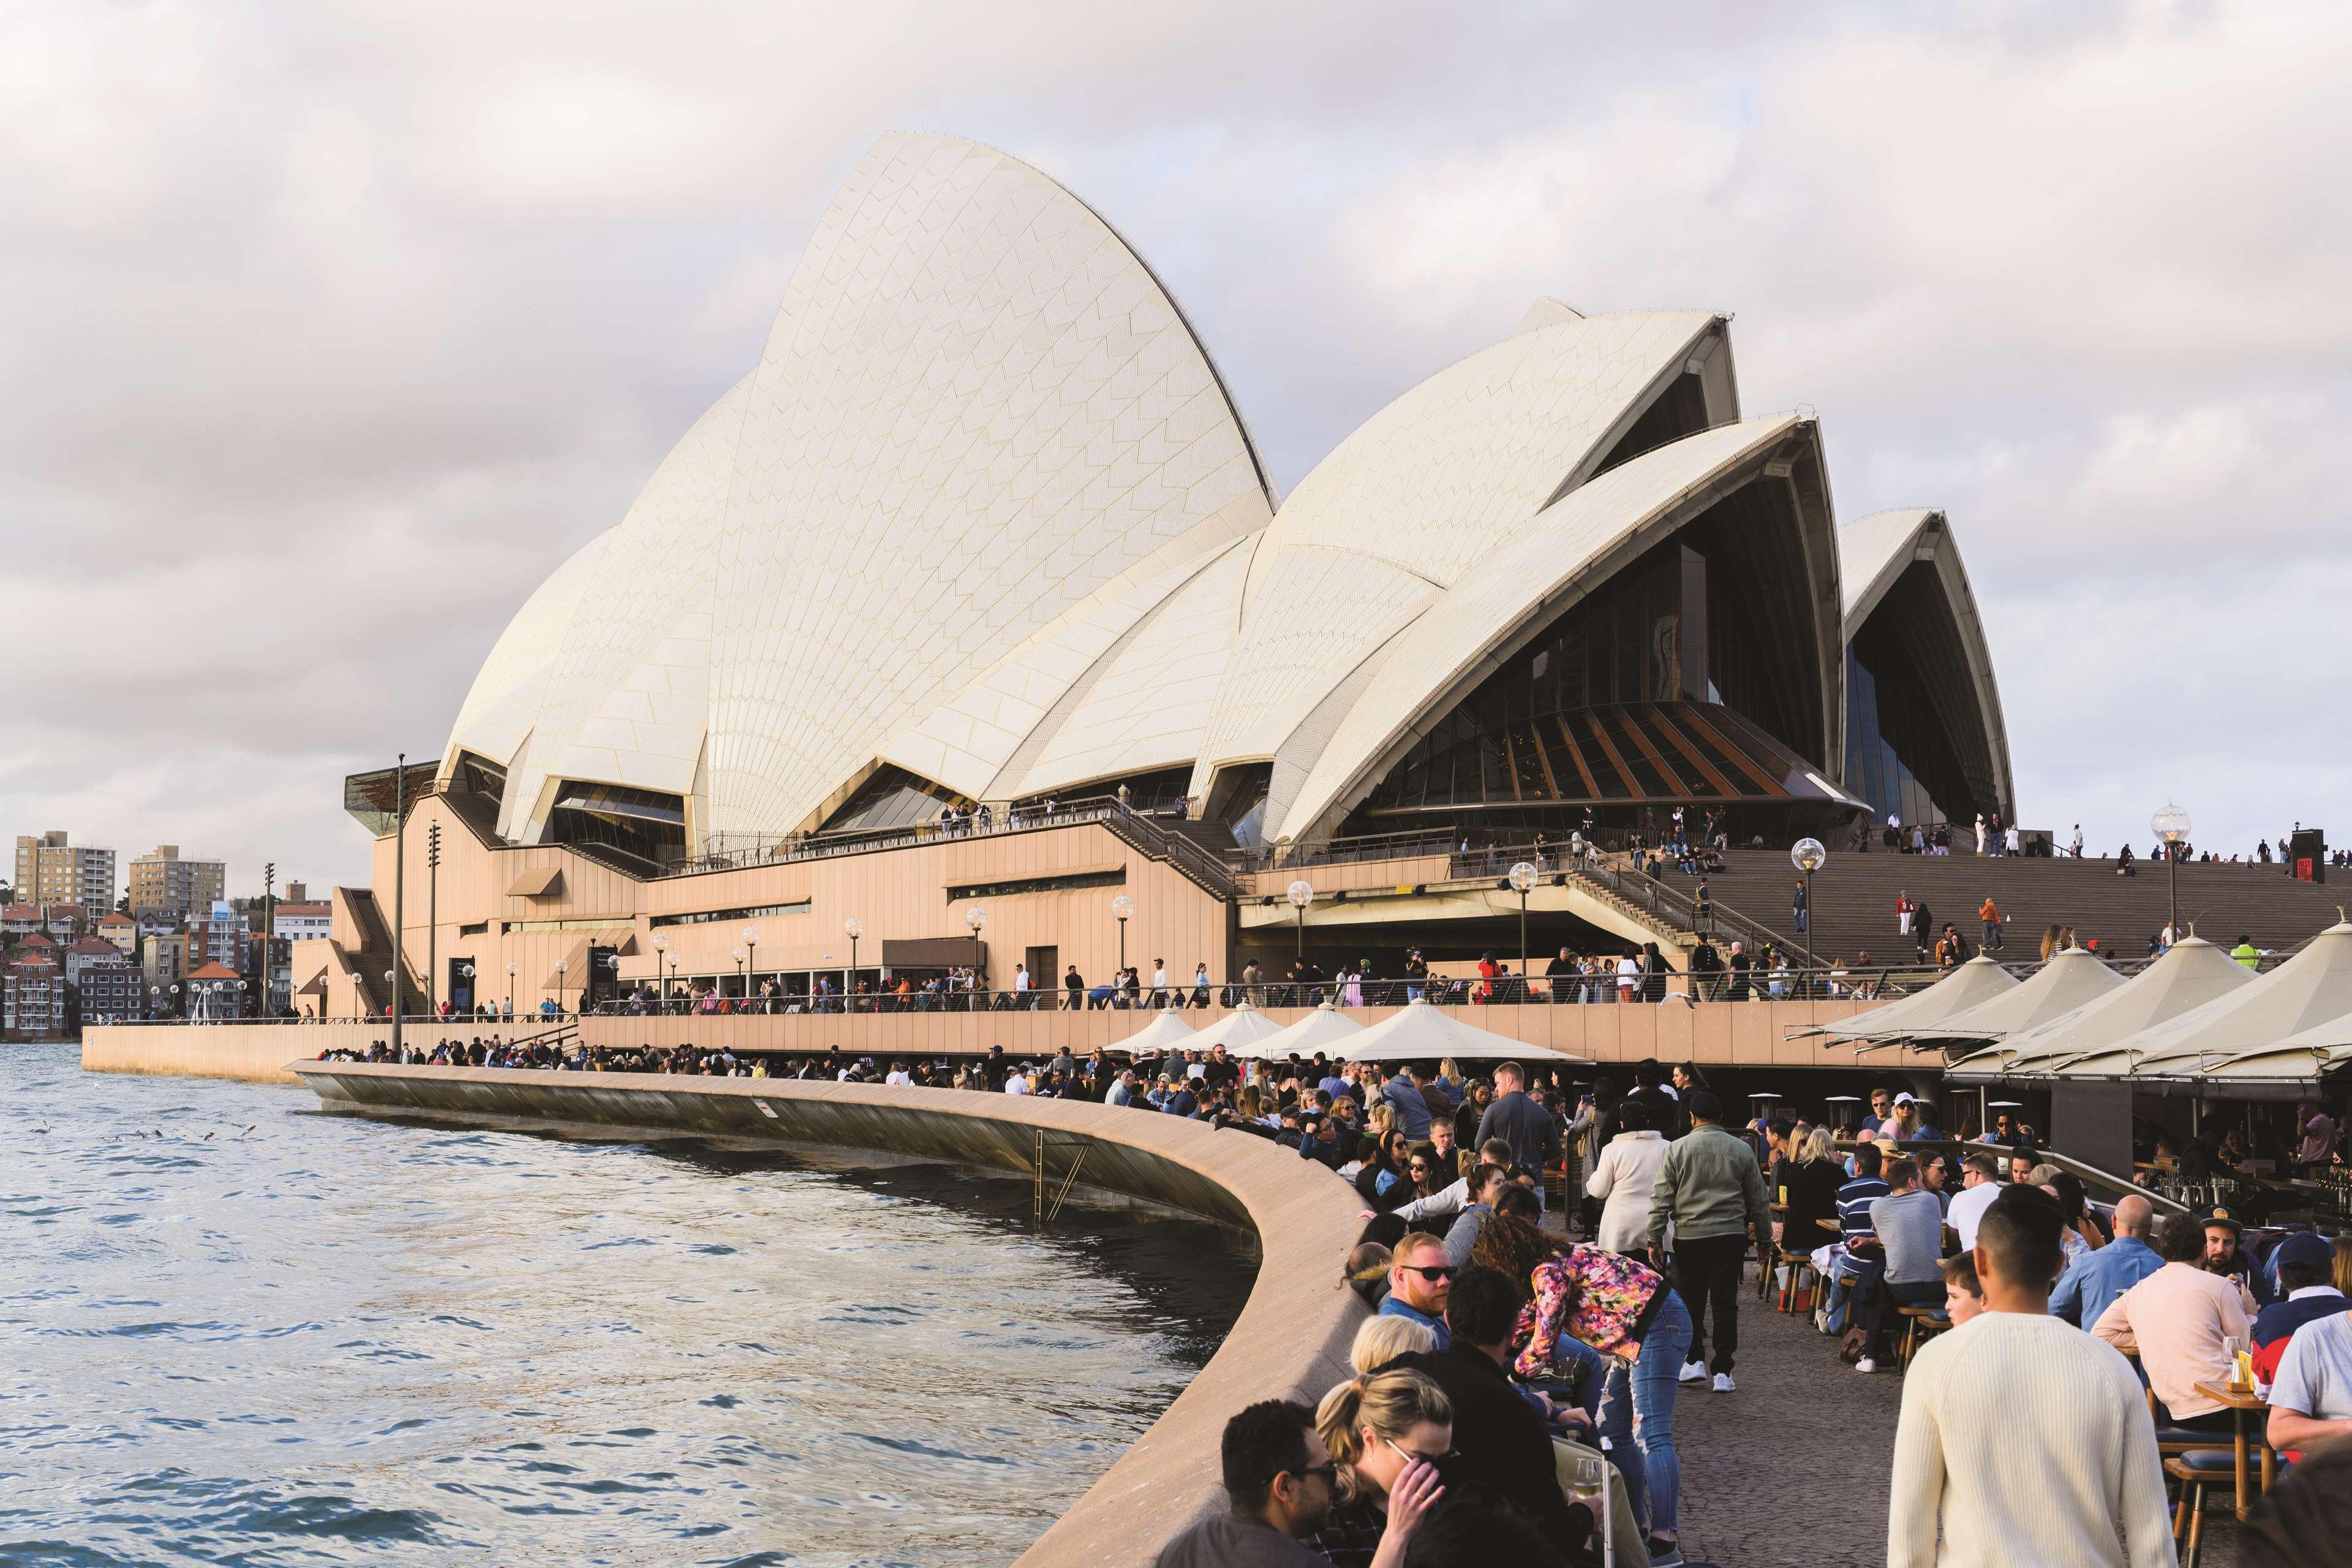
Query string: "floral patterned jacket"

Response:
xmin=1513 ymin=1245 xmax=1667 ymax=1374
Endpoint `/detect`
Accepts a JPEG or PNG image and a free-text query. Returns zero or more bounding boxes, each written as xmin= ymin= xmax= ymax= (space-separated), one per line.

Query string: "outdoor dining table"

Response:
xmin=2190 ymin=1380 xmax=2275 ymax=1520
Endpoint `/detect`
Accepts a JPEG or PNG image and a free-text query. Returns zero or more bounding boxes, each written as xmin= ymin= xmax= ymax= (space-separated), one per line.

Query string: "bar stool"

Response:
xmin=1896 ymin=1305 xmax=1948 ymax=1370
xmin=1777 ymin=1249 xmax=1820 ymax=1315
xmin=2165 ymin=1450 xmax=2234 ymax=1567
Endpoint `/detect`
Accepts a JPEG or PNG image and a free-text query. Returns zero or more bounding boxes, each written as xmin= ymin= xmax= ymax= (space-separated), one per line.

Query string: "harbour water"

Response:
xmin=1 ymin=1046 xmax=1249 ymax=1566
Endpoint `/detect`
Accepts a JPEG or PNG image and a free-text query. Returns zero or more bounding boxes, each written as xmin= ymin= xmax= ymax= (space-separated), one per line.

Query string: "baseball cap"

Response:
xmin=2272 ymin=1231 xmax=2334 ymax=1271
xmin=2203 ymin=1208 xmax=2243 ymax=1234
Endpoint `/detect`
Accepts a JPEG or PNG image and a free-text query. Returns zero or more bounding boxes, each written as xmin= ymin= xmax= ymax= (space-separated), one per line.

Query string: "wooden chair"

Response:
xmin=1777 ymin=1249 xmax=1820 ymax=1315
xmin=2165 ymin=1451 xmax=2233 ymax=1567
xmin=1896 ymin=1304 xmax=1947 ymax=1370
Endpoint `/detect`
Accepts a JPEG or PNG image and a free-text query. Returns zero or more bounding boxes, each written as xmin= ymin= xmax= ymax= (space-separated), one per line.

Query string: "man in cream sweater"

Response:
xmin=1888 ymin=1185 xmax=2174 ymax=1567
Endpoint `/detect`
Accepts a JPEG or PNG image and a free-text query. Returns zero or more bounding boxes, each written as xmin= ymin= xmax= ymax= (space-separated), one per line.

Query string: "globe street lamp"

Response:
xmin=651 ymin=933 xmax=671 ymax=1012
xmin=963 ymin=907 xmax=986 ymax=999
xmin=1509 ymin=861 xmax=1539 ymax=1001
xmin=2153 ymin=802 xmax=2192 ymax=947
xmin=556 ymin=957 xmax=569 ymax=1017
xmin=504 ymin=960 xmax=517 ymax=1021
xmin=1790 ymin=837 xmax=1828 ymax=974
xmin=1286 ymin=879 xmax=1314 ymax=963
xmin=461 ymin=963 xmax=475 ymax=1018
xmin=1110 ymin=893 xmax=1134 ymax=975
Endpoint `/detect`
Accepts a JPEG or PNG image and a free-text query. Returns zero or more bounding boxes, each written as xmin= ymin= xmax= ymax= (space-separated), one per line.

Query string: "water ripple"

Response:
xmin=1 ymin=1044 xmax=1248 ymax=1567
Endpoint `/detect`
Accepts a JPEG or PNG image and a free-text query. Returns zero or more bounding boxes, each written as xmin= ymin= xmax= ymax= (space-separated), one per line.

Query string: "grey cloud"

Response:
xmin=1 ymin=0 xmax=2343 ymax=896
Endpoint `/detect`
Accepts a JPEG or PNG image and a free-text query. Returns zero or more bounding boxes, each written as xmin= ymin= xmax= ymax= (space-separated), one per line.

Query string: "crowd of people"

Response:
xmin=322 ymin=1026 xmax=2352 ymax=1563
xmin=1153 ymin=1065 xmax=2350 ymax=1566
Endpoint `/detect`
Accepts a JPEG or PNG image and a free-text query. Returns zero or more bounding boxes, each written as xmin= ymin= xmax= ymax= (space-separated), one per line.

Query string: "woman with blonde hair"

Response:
xmin=1308 ymin=1368 xmax=1451 ymax=1566
xmin=1348 ymin=1313 xmax=1436 ymax=1375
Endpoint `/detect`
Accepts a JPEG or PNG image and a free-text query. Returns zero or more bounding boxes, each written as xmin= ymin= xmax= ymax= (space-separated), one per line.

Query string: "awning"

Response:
xmin=1947 ymin=936 xmax=2255 ymax=1082
xmin=1902 ymin=948 xmax=2125 ymax=1051
xmin=1340 ymin=997 xmax=1593 ymax=1065
xmin=2049 ymin=922 xmax=2352 ymax=1081
xmin=1804 ymin=954 xmax=2017 ymax=1046
xmin=507 ymin=867 xmax=563 ymax=898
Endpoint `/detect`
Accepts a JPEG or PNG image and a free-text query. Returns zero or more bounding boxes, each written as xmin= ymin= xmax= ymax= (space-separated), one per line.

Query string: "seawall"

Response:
xmin=288 ymin=1062 xmax=1366 ymax=1568
xmin=84 ymin=992 xmax=1887 ymax=1087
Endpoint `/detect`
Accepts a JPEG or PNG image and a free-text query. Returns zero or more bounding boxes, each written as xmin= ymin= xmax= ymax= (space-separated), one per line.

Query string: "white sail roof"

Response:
xmin=1115 ymin=1008 xmax=1200 ymax=1057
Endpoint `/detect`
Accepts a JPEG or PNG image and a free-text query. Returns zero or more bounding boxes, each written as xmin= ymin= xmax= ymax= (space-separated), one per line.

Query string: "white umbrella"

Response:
xmin=1115 ymin=1008 xmax=1199 ymax=1057
xmin=1811 ymin=955 xmax=2018 ymax=1044
xmin=1338 ymin=997 xmax=1591 ymax=1065
xmin=2057 ymin=922 xmax=2352 ymax=1080
xmin=1948 ymin=937 xmax=2254 ymax=1080
xmin=1184 ymin=1000 xmax=1289 ymax=1055
xmin=1232 ymin=1000 xmax=1365 ymax=1060
xmin=1904 ymin=948 xmax=2126 ymax=1050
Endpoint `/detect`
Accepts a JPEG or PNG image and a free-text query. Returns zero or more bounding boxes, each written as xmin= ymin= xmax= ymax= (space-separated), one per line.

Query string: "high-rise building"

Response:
xmin=129 ymin=846 xmax=226 ymax=918
xmin=13 ymin=831 xmax=116 ymax=913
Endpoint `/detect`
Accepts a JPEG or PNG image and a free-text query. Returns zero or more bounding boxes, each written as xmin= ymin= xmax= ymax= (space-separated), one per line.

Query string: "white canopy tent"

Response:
xmin=1903 ymin=948 xmax=2125 ymax=1052
xmin=2054 ymin=923 xmax=2352 ymax=1080
xmin=1114 ymin=1008 xmax=1200 ymax=1057
xmin=1947 ymin=937 xmax=2255 ymax=1082
xmin=1337 ymin=998 xmax=1594 ymax=1065
xmin=1229 ymin=1001 xmax=1365 ymax=1060
xmin=1182 ymin=1001 xmax=1288 ymax=1055
xmin=1808 ymin=954 xmax=2018 ymax=1046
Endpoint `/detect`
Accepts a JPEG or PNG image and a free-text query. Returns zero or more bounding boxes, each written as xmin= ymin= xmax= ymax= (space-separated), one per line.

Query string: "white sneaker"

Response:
xmin=1678 ymin=1359 xmax=1706 ymax=1384
xmin=1713 ymin=1373 xmax=1735 ymax=1392
xmin=1855 ymin=1356 xmax=1879 ymax=1374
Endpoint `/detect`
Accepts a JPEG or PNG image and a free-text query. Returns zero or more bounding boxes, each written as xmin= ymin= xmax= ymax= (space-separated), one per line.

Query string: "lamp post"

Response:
xmin=460 ymin=962 xmax=475 ymax=1018
xmin=1110 ymin=893 xmax=1134 ymax=974
xmin=262 ymin=861 xmax=276 ymax=1017
xmin=2153 ymin=802 xmax=2192 ymax=948
xmin=651 ymin=933 xmax=669 ymax=1012
xmin=1790 ymin=837 xmax=1827 ymax=976
xmin=964 ymin=907 xmax=986 ymax=1000
xmin=392 ymin=750 xmax=406 ymax=1057
xmin=504 ymin=961 xmax=516 ymax=1021
xmin=424 ymin=824 xmax=440 ymax=1022
xmin=1286 ymin=879 xmax=1314 ymax=962
xmin=743 ymin=924 xmax=760 ymax=1009
xmin=555 ymin=957 xmax=568 ymax=1017
xmin=843 ymin=917 xmax=863 ymax=1012
xmin=1509 ymin=861 xmax=1539 ymax=1000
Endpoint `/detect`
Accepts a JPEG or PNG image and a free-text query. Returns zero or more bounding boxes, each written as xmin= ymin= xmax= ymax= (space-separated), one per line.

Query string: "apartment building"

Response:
xmin=13 ymin=831 xmax=115 ymax=913
xmin=129 ymin=845 xmax=225 ymax=918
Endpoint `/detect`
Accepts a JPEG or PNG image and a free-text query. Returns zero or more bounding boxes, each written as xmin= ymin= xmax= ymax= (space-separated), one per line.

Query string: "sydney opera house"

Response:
xmin=315 ymin=132 xmax=2011 ymax=1020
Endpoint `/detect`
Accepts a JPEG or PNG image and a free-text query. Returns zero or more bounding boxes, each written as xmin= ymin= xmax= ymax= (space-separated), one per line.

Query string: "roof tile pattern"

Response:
xmin=442 ymin=133 xmax=1273 ymax=839
xmin=1196 ymin=310 xmax=1718 ymax=796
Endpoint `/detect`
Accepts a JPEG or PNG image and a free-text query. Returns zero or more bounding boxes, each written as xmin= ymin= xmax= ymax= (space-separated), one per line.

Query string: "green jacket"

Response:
xmin=1647 ymin=1122 xmax=1771 ymax=1245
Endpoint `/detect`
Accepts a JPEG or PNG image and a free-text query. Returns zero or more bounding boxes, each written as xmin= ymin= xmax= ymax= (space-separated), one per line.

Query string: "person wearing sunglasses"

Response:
xmin=1379 ymin=1232 xmax=1457 ymax=1351
xmin=1306 ymin=1368 xmax=1452 ymax=1568
xmin=1152 ymin=1400 xmax=1340 ymax=1568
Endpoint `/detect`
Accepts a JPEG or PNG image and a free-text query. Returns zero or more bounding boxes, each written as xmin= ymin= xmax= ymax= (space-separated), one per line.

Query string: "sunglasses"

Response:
xmin=1292 ymin=1461 xmax=1340 ymax=1486
xmin=1408 ymin=1161 xmax=1430 ymax=1172
xmin=1384 ymin=1434 xmax=1460 ymax=1468
xmin=1399 ymin=1263 xmax=1457 ymax=1283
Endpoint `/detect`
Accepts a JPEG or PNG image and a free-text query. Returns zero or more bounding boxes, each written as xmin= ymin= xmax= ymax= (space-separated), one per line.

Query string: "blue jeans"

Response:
xmin=1600 ymin=1288 xmax=1689 ymax=1538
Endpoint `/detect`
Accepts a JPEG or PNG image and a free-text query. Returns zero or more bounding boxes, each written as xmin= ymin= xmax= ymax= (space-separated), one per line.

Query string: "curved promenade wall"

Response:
xmin=288 ymin=1062 xmax=1368 ymax=1568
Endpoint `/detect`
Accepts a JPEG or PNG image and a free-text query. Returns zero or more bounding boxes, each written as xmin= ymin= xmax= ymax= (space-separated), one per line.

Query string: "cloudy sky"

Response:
xmin=2 ymin=0 xmax=2345 ymax=897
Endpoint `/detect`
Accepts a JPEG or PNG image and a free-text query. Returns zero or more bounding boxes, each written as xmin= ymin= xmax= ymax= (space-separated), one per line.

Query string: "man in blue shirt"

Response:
xmin=1381 ymin=1064 xmax=1434 ymax=1140
xmin=2049 ymin=1193 xmax=2162 ymax=1327
xmin=1377 ymin=1232 xmax=1454 ymax=1351
xmin=2251 ymin=1232 xmax=2347 ymax=1371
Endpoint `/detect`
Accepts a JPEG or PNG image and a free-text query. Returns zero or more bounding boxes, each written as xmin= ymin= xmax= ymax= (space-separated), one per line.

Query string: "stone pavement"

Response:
xmin=1654 ymin=1268 xmax=2238 ymax=1567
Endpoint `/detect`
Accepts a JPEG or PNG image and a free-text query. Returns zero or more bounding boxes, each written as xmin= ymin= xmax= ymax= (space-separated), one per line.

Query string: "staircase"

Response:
xmin=1100 ymin=809 xmax=1238 ymax=902
xmin=1697 ymin=847 xmax=2346 ymax=965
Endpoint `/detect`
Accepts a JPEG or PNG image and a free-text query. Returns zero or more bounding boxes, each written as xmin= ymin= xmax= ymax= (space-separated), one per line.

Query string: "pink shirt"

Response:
xmin=2091 ymin=1262 xmax=2255 ymax=1419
